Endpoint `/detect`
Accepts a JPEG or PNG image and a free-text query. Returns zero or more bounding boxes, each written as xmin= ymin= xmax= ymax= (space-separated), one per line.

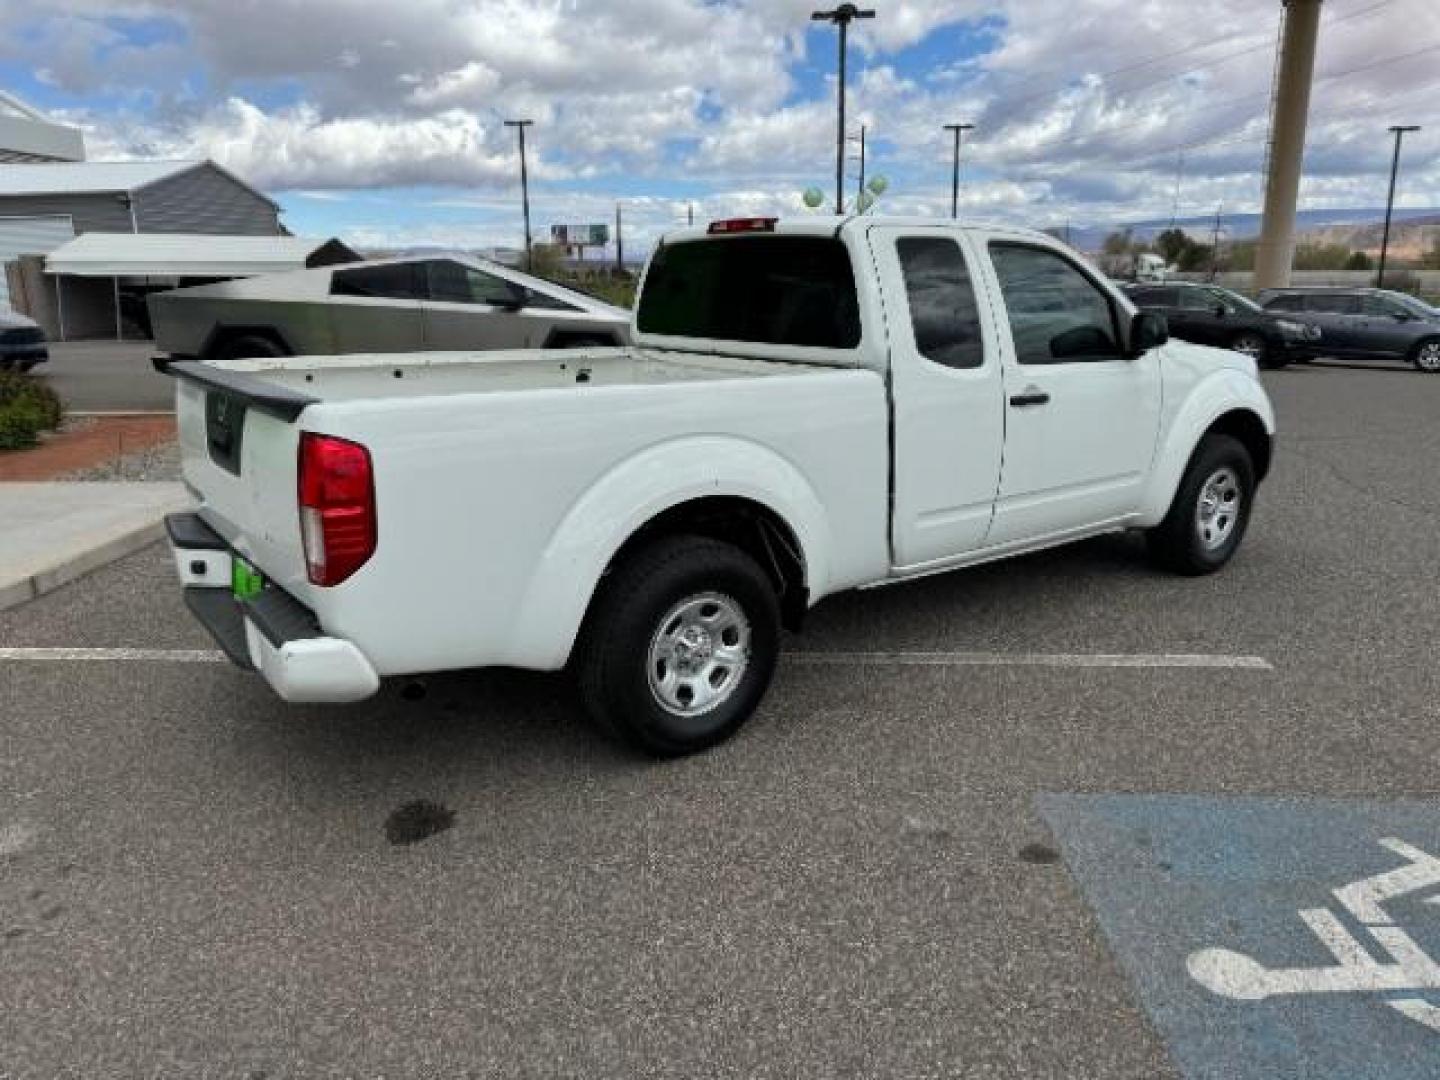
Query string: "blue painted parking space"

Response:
xmin=1038 ymin=795 xmax=1440 ymax=1080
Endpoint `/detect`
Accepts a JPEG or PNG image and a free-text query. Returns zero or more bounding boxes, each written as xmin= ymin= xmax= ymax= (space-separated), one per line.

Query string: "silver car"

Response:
xmin=148 ymin=253 xmax=631 ymax=361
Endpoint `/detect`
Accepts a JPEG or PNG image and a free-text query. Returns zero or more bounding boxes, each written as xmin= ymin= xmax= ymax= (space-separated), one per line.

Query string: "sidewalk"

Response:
xmin=0 ymin=483 xmax=191 ymax=611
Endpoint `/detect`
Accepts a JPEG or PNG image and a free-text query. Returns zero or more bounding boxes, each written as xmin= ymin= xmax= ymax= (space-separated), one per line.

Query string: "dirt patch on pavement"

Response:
xmin=0 ymin=416 xmax=176 ymax=481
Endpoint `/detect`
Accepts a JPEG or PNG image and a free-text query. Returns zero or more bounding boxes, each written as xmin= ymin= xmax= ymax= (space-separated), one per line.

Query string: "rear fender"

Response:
xmin=1137 ymin=369 xmax=1275 ymax=526
xmin=506 ymin=436 xmax=831 ymax=669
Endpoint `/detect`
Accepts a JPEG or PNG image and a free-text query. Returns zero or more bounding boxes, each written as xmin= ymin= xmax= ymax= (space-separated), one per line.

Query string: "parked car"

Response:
xmin=1122 ymin=281 xmax=1320 ymax=368
xmin=0 ymin=309 xmax=48 ymax=372
xmin=1257 ymin=287 xmax=1440 ymax=372
xmin=148 ymin=253 xmax=631 ymax=362
xmin=162 ymin=215 xmax=1274 ymax=756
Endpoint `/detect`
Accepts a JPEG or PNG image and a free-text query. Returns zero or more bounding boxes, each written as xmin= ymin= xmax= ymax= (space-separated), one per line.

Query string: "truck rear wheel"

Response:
xmin=576 ymin=534 xmax=780 ymax=757
xmin=212 ymin=333 xmax=286 ymax=361
xmin=1146 ymin=433 xmax=1256 ymax=576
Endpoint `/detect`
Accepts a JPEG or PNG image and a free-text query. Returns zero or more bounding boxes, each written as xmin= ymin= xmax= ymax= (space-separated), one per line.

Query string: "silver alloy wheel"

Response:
xmin=1416 ymin=341 xmax=1440 ymax=372
xmin=1195 ymin=466 xmax=1243 ymax=551
xmin=1232 ymin=335 xmax=1266 ymax=360
xmin=646 ymin=591 xmax=751 ymax=718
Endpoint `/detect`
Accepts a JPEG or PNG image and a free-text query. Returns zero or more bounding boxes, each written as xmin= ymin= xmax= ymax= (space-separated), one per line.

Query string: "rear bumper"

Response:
xmin=167 ymin=512 xmax=380 ymax=704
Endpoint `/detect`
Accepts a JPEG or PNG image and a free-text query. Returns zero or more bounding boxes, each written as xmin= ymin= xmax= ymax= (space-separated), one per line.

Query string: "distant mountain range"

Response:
xmin=1068 ymin=208 xmax=1440 ymax=253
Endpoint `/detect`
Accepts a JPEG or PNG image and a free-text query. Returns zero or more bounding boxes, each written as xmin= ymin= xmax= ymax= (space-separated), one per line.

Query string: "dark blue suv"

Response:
xmin=1258 ymin=288 xmax=1440 ymax=373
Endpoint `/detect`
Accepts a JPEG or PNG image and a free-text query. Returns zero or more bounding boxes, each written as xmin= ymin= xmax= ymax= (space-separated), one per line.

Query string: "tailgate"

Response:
xmin=171 ymin=361 xmax=317 ymax=591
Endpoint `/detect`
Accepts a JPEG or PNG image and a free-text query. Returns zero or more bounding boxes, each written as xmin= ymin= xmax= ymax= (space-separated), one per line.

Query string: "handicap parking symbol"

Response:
xmin=1038 ymin=795 xmax=1440 ymax=1080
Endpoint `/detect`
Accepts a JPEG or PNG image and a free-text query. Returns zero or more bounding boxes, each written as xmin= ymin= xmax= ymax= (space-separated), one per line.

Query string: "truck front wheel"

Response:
xmin=1146 ymin=433 xmax=1256 ymax=576
xmin=576 ymin=534 xmax=780 ymax=757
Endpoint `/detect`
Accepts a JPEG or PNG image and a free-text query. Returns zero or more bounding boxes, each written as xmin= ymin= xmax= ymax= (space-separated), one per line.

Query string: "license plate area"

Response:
xmin=205 ymin=390 xmax=247 ymax=475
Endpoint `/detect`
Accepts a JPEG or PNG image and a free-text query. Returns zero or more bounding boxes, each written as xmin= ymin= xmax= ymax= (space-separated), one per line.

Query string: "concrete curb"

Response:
xmin=0 ymin=519 xmax=168 ymax=613
xmin=0 ymin=482 xmax=189 ymax=614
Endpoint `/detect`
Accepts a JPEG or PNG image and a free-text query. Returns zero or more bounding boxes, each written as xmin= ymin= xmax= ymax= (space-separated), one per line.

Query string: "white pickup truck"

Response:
xmin=164 ymin=215 xmax=1275 ymax=756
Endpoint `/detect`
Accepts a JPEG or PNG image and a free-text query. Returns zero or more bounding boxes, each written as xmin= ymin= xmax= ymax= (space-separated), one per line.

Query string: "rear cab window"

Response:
xmin=895 ymin=237 xmax=984 ymax=369
xmin=637 ymin=236 xmax=860 ymax=348
xmin=330 ymin=263 xmax=423 ymax=300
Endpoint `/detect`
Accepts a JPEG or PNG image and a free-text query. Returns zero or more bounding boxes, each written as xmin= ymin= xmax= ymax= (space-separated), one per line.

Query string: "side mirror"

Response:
xmin=497 ymin=282 xmax=530 ymax=310
xmin=1214 ymin=304 xmax=1228 ymax=319
xmin=1129 ymin=309 xmax=1169 ymax=357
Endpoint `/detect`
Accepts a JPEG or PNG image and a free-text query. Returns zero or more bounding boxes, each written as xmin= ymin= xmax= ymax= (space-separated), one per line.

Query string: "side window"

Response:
xmin=1265 ymin=294 xmax=1302 ymax=312
xmin=1309 ymin=294 xmax=1360 ymax=314
xmin=330 ymin=263 xmax=422 ymax=300
xmin=989 ymin=243 xmax=1121 ymax=365
xmin=895 ymin=237 xmax=984 ymax=369
xmin=1179 ymin=288 xmax=1218 ymax=312
xmin=1362 ymin=294 xmax=1403 ymax=317
xmin=1131 ymin=287 xmax=1177 ymax=307
xmin=423 ymin=260 xmax=519 ymax=305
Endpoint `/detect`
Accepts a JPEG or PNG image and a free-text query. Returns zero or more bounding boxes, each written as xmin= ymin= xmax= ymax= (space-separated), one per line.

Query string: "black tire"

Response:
xmin=559 ymin=336 xmax=614 ymax=349
xmin=1231 ymin=332 xmax=1270 ymax=366
xmin=212 ymin=333 xmax=286 ymax=361
xmin=575 ymin=534 xmax=780 ymax=757
xmin=1410 ymin=337 xmax=1440 ymax=374
xmin=1146 ymin=433 xmax=1256 ymax=576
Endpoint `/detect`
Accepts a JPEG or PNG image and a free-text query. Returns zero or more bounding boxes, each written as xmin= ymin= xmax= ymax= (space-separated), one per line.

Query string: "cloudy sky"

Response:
xmin=3 ymin=0 xmax=1437 ymax=253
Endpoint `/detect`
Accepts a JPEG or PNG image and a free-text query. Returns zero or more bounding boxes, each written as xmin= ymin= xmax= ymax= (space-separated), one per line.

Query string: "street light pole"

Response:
xmin=1377 ymin=124 xmax=1420 ymax=289
xmin=615 ymin=202 xmax=624 ymax=274
xmin=943 ymin=122 xmax=974 ymax=219
xmin=812 ymin=5 xmax=875 ymax=215
xmin=503 ymin=119 xmax=535 ymax=271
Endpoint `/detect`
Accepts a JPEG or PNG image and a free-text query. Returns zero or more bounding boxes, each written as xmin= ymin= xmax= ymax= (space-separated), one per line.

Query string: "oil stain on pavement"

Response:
xmin=384 ymin=800 xmax=455 ymax=845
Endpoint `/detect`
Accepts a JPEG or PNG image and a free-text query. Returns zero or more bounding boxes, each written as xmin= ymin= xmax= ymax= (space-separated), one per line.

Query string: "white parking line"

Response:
xmin=0 ymin=648 xmax=226 ymax=663
xmin=788 ymin=651 xmax=1273 ymax=670
xmin=0 ymin=647 xmax=1273 ymax=671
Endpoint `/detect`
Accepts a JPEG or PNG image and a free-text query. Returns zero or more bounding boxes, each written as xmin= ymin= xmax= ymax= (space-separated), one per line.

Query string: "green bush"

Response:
xmin=0 ymin=372 xmax=63 ymax=452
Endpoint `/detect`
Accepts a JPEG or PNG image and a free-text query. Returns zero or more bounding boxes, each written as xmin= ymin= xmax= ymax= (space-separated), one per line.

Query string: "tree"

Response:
xmin=1343 ymin=251 xmax=1373 ymax=271
xmin=1155 ymin=228 xmax=1190 ymax=266
xmin=1102 ymin=228 xmax=1135 ymax=256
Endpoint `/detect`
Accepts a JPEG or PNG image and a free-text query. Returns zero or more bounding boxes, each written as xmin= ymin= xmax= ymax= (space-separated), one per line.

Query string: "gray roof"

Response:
xmin=0 ymin=159 xmax=278 ymax=208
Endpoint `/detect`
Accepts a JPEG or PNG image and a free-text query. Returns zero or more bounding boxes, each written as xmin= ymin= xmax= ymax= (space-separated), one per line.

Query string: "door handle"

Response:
xmin=1009 ymin=387 xmax=1051 ymax=408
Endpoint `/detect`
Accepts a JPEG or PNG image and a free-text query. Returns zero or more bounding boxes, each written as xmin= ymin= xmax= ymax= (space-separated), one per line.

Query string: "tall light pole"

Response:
xmin=812 ymin=5 xmax=875 ymax=214
xmin=503 ymin=119 xmax=534 ymax=270
xmin=615 ymin=201 xmax=624 ymax=274
xmin=943 ymin=122 xmax=974 ymax=219
xmin=1377 ymin=125 xmax=1420 ymax=288
xmin=851 ymin=124 xmax=867 ymax=204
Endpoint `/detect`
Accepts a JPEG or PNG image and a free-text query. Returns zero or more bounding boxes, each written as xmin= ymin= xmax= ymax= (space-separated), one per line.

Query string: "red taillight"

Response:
xmin=298 ymin=432 xmax=376 ymax=586
xmin=707 ymin=217 xmax=778 ymax=235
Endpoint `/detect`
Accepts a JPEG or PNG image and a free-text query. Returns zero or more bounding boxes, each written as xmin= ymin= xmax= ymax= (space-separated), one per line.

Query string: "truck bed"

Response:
xmin=205 ymin=347 xmax=812 ymax=403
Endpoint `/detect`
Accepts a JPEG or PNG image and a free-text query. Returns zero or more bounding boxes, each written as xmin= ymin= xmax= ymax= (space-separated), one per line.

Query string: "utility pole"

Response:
xmin=1209 ymin=202 xmax=1224 ymax=281
xmin=503 ymin=119 xmax=534 ymax=271
xmin=943 ymin=122 xmax=975 ymax=219
xmin=1255 ymin=0 xmax=1323 ymax=291
xmin=687 ymin=202 xmax=694 ymax=227
xmin=1169 ymin=151 xmax=1185 ymax=229
xmin=1377 ymin=125 xmax=1420 ymax=288
xmin=812 ymin=5 xmax=875 ymax=214
xmin=615 ymin=202 xmax=624 ymax=274
xmin=853 ymin=124 xmax=867 ymax=203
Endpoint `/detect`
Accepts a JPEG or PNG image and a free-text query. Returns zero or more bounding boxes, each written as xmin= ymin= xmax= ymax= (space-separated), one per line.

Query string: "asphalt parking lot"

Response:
xmin=2 ymin=361 xmax=1438 ymax=1078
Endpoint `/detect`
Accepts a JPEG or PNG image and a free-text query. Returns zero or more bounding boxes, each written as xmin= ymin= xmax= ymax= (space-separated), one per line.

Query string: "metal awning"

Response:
xmin=45 ymin=233 xmax=358 ymax=277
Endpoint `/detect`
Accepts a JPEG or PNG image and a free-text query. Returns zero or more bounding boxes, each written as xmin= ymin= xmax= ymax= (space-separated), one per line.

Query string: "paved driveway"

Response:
xmin=34 ymin=340 xmax=173 ymax=413
xmin=0 ymin=363 xmax=1438 ymax=1077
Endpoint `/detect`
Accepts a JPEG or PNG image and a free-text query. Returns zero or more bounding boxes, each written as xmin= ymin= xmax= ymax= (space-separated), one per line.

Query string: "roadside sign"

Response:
xmin=1039 ymin=795 xmax=1440 ymax=1079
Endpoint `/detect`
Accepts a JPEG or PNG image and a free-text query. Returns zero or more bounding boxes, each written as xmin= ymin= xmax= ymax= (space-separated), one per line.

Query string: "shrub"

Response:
xmin=0 ymin=373 xmax=64 ymax=452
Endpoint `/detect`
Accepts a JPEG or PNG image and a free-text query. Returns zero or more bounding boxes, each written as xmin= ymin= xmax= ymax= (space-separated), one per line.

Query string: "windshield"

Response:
xmin=1209 ymin=286 xmax=1263 ymax=314
xmin=637 ymin=236 xmax=861 ymax=348
xmin=1382 ymin=291 xmax=1438 ymax=318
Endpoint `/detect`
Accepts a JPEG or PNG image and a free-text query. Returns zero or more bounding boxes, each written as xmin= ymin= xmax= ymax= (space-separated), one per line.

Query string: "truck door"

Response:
xmin=420 ymin=259 xmax=533 ymax=350
xmin=870 ymin=225 xmax=1005 ymax=567
xmin=978 ymin=237 xmax=1163 ymax=545
xmin=327 ymin=262 xmax=426 ymax=353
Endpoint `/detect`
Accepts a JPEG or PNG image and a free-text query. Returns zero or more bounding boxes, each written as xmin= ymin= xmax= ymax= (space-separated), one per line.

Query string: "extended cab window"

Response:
xmin=989 ymin=244 xmax=1121 ymax=364
xmin=330 ymin=263 xmax=423 ymax=300
xmin=637 ymin=236 xmax=860 ymax=348
xmin=1309 ymin=294 xmax=1361 ymax=314
xmin=1265 ymin=294 xmax=1303 ymax=312
xmin=896 ymin=237 xmax=983 ymax=369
